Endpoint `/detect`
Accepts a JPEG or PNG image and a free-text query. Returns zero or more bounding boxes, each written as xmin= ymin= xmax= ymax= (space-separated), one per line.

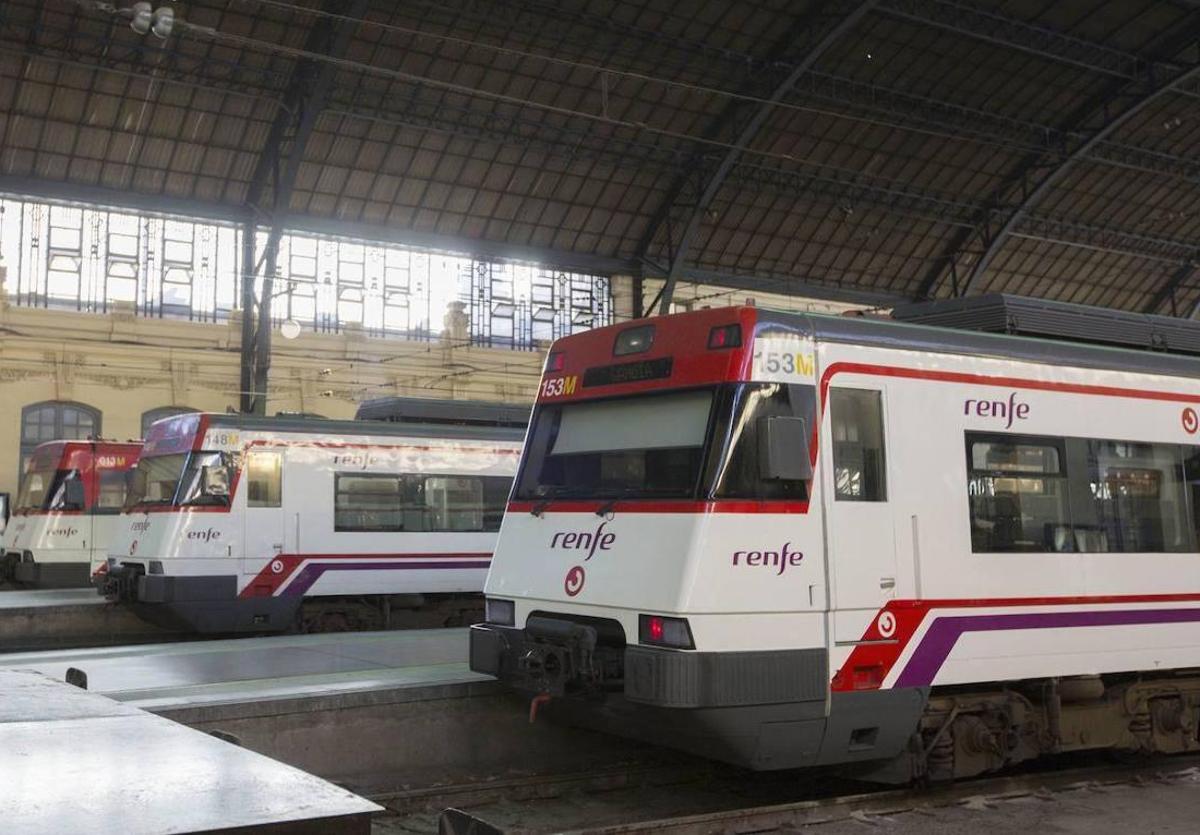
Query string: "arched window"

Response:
xmin=20 ymin=401 xmax=101 ymax=476
xmin=141 ymin=406 xmax=198 ymax=438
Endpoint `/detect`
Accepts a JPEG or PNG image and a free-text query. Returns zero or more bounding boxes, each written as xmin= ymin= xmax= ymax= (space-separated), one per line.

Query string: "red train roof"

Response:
xmin=537 ymin=306 xmax=758 ymax=403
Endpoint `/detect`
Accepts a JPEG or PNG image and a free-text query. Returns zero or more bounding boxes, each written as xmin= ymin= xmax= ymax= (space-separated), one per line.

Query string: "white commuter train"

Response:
xmin=471 ymin=297 xmax=1200 ymax=782
xmin=104 ymin=399 xmax=525 ymax=632
xmin=2 ymin=440 xmax=140 ymax=588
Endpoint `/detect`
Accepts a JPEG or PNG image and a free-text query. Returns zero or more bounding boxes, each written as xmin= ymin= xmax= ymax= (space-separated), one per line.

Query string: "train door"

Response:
xmin=241 ymin=448 xmax=285 ymax=576
xmin=824 ymin=385 xmax=897 ymax=643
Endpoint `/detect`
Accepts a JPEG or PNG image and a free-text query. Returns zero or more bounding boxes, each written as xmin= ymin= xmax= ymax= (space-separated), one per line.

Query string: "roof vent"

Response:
xmin=891 ymin=294 xmax=1200 ymax=356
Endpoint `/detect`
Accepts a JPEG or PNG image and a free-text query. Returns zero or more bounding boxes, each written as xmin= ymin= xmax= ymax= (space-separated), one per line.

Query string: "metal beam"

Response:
xmin=877 ymin=0 xmax=1180 ymax=80
xmin=1144 ymin=261 xmax=1198 ymax=315
xmin=952 ymin=61 xmax=1200 ymax=298
xmin=240 ymin=0 xmax=368 ymax=413
xmin=651 ymin=264 xmax=908 ymax=308
xmin=645 ymin=1 xmax=877 ymax=315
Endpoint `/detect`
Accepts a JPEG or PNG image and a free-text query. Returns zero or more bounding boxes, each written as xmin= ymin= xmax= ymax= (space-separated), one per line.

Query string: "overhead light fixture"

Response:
xmin=280 ymin=319 xmax=301 ymax=340
xmin=128 ymin=2 xmax=174 ymax=38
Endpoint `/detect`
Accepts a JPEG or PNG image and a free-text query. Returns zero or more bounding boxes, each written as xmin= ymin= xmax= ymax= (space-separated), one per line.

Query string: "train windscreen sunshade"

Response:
xmin=582 ymin=357 xmax=673 ymax=387
xmin=552 ymin=390 xmax=713 ymax=455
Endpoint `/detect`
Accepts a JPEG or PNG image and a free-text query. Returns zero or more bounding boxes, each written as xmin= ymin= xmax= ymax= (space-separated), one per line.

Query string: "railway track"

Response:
xmin=371 ymin=752 xmax=1200 ymax=835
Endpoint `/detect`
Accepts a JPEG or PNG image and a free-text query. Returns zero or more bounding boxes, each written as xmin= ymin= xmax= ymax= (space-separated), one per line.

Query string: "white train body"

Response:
xmin=471 ymin=304 xmax=1200 ymax=780
xmin=105 ymin=411 xmax=522 ymax=632
xmin=2 ymin=441 xmax=141 ymax=588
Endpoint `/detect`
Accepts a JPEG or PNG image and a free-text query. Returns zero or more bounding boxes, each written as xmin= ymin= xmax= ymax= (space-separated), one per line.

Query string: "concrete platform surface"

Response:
xmin=0 ymin=670 xmax=379 ymax=834
xmin=0 ymin=587 xmax=104 ymax=608
xmin=0 ymin=628 xmax=486 ymax=710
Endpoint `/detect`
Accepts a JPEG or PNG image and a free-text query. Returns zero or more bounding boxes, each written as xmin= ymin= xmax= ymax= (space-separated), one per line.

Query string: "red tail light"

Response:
xmin=638 ymin=614 xmax=694 ymax=649
xmin=707 ymin=324 xmax=742 ymax=349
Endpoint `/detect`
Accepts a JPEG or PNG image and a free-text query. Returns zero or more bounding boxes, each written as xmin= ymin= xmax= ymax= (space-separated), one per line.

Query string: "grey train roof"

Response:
xmin=757 ymin=298 xmax=1200 ymax=383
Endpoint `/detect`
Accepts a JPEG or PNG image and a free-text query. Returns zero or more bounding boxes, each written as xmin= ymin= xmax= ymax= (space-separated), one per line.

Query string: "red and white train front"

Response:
xmin=470 ymin=308 xmax=862 ymax=770
xmin=2 ymin=441 xmax=140 ymax=588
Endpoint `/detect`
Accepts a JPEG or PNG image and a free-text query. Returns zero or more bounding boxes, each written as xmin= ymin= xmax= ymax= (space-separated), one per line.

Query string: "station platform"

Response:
xmin=0 ymin=669 xmax=379 ymax=834
xmin=0 ymin=587 xmax=173 ymax=651
xmin=0 ymin=627 xmax=486 ymax=710
xmin=0 ymin=588 xmax=103 ymax=608
xmin=0 ymin=629 xmax=653 ymax=794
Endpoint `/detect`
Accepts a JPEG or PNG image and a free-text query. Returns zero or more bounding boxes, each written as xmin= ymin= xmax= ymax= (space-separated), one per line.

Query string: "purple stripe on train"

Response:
xmin=893 ymin=607 xmax=1200 ymax=688
xmin=284 ymin=560 xmax=490 ymax=596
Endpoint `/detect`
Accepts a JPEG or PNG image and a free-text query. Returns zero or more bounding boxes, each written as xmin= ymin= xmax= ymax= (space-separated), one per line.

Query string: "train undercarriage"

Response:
xmin=877 ymin=672 xmax=1200 ymax=783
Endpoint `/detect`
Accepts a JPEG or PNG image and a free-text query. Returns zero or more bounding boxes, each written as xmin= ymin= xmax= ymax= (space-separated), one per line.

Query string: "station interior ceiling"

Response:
xmin=2 ymin=0 xmax=1200 ymax=317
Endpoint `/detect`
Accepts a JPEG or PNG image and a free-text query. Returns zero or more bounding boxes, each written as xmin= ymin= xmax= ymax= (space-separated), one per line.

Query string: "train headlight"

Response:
xmin=614 ymin=325 xmax=654 ymax=356
xmin=485 ymin=598 xmax=515 ymax=626
xmin=638 ymin=614 xmax=694 ymax=649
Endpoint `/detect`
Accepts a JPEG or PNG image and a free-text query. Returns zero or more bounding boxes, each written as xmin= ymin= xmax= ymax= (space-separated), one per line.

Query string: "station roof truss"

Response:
xmin=2 ymin=0 xmax=1200 ymax=314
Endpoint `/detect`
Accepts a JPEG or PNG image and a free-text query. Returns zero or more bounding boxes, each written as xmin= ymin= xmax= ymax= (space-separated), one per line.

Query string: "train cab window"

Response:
xmin=711 ymin=383 xmax=815 ymax=500
xmin=830 ymin=389 xmax=887 ymax=502
xmin=246 ymin=452 xmax=282 ymax=508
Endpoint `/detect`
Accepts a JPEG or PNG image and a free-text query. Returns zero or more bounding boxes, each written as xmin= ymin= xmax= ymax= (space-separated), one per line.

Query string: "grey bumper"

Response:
xmin=105 ymin=562 xmax=297 ymax=634
xmin=469 ymin=622 xmax=826 ymax=708
xmin=11 ymin=557 xmax=91 ymax=589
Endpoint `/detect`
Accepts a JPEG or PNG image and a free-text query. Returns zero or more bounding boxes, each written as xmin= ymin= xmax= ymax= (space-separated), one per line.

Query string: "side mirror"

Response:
xmin=64 ymin=478 xmax=86 ymax=511
xmin=201 ymin=466 xmax=229 ymax=497
xmin=757 ymin=416 xmax=813 ymax=481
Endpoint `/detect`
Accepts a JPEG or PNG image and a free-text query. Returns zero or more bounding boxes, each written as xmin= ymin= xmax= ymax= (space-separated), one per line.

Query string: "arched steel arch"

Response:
xmin=635 ymin=1 xmax=878 ymax=316
xmin=915 ymin=42 xmax=1200 ymax=303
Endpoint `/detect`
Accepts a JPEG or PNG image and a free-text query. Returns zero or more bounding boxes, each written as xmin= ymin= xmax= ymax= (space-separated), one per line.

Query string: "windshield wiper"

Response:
xmin=529 ymin=486 xmax=591 ymax=516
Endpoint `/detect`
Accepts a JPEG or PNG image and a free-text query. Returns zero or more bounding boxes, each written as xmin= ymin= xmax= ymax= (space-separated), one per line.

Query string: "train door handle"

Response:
xmin=272 ymin=543 xmax=283 ymax=552
xmin=880 ymin=576 xmax=896 ymax=590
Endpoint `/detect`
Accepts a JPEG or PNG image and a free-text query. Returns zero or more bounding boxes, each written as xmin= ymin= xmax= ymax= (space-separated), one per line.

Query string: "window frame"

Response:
xmin=19 ymin=401 xmax=101 ymax=483
xmin=829 ymin=387 xmax=888 ymax=503
xmin=333 ymin=471 xmax=510 ymax=533
xmin=244 ymin=450 xmax=283 ymax=508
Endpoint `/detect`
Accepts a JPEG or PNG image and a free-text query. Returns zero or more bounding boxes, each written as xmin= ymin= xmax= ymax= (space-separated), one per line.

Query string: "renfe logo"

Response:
xmin=733 ymin=543 xmax=804 ymax=576
xmin=550 ymin=522 xmax=614 ymax=561
xmin=964 ymin=391 xmax=1030 ymax=429
xmin=186 ymin=528 xmax=221 ymax=542
xmin=47 ymin=526 xmax=79 ymax=538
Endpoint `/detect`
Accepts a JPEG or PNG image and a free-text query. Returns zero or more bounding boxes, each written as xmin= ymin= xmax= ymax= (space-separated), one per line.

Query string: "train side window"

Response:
xmin=1079 ymin=439 xmax=1195 ymax=553
xmin=335 ymin=474 xmax=402 ymax=532
xmin=830 ymin=388 xmax=887 ymax=502
xmin=966 ymin=434 xmax=1068 ymax=552
xmin=246 ymin=452 xmax=282 ymax=508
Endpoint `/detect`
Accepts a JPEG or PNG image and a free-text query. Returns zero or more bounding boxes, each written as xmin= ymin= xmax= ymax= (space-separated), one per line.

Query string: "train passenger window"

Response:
xmin=830 ymin=389 xmax=887 ymax=502
xmin=966 ymin=435 xmax=1067 ymax=552
xmin=965 ymin=433 xmax=1197 ymax=554
xmin=246 ymin=452 xmax=282 ymax=508
xmin=1077 ymin=440 xmax=1194 ymax=553
xmin=336 ymin=474 xmax=403 ymax=532
xmin=335 ymin=473 xmax=511 ymax=532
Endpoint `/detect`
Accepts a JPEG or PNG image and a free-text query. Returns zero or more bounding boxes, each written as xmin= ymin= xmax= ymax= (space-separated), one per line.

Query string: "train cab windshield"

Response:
xmin=515 ymin=382 xmax=815 ymax=501
xmin=126 ymin=451 xmax=234 ymax=509
xmin=15 ymin=463 xmax=85 ymax=513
